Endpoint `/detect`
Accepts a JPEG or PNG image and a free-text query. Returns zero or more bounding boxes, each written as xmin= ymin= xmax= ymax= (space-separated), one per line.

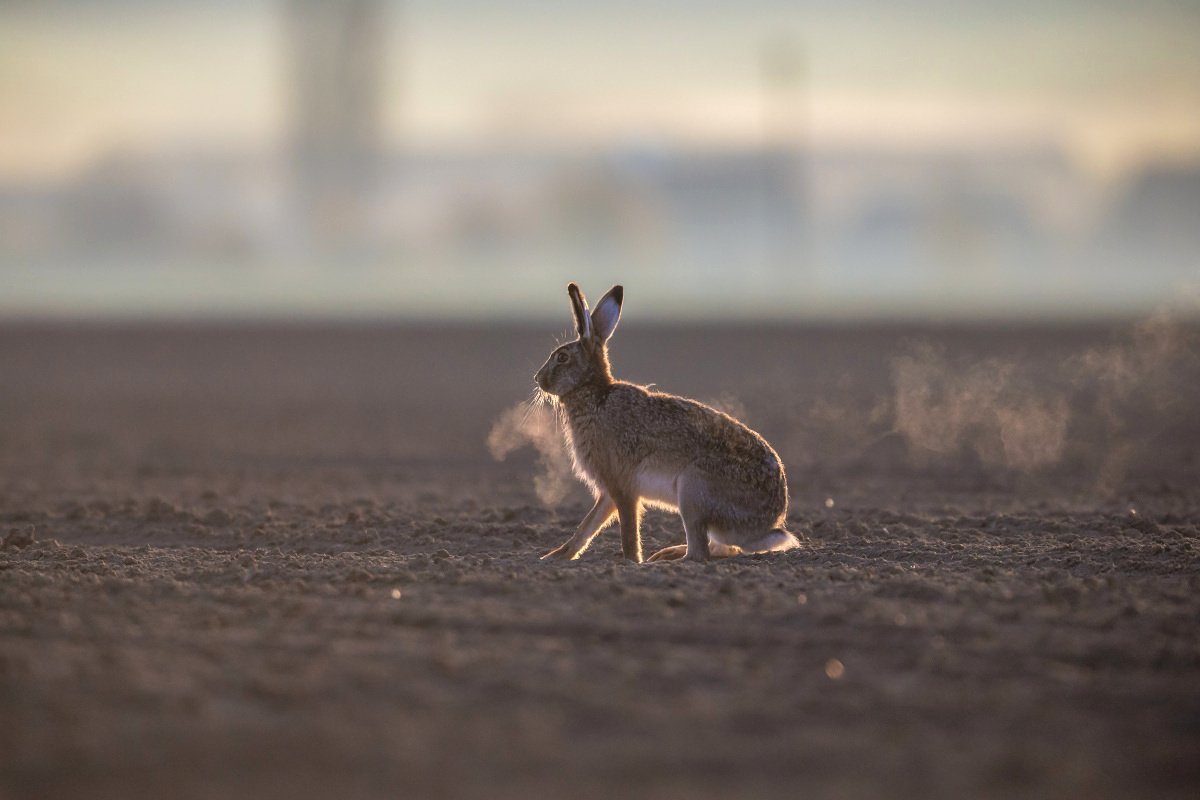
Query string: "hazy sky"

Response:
xmin=1 ymin=0 xmax=1198 ymax=180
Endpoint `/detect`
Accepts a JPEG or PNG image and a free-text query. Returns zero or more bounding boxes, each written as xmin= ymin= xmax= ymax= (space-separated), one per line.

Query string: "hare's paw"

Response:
xmin=647 ymin=544 xmax=688 ymax=562
xmin=541 ymin=543 xmax=574 ymax=560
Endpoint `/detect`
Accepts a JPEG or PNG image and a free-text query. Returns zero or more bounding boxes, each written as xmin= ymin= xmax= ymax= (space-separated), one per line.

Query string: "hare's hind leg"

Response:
xmin=718 ymin=527 xmax=799 ymax=555
xmin=646 ymin=544 xmax=687 ymax=561
xmin=647 ymin=472 xmax=716 ymax=562
xmin=542 ymin=494 xmax=616 ymax=560
xmin=680 ymin=471 xmax=748 ymax=562
xmin=647 ymin=538 xmax=740 ymax=562
xmin=647 ymin=472 xmax=748 ymax=563
xmin=614 ymin=495 xmax=643 ymax=562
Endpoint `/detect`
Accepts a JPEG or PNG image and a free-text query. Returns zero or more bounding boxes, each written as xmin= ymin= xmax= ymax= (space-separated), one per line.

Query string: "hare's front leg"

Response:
xmin=541 ymin=494 xmax=616 ymax=560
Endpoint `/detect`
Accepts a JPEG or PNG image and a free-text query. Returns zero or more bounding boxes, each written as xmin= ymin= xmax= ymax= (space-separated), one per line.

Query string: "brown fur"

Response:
xmin=536 ymin=283 xmax=797 ymax=563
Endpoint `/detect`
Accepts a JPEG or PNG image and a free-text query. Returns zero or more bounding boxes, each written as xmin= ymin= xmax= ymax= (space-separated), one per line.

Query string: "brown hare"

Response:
xmin=536 ymin=283 xmax=798 ymax=563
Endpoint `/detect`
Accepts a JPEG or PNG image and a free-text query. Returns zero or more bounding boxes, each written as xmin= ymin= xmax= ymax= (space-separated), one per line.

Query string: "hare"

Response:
xmin=536 ymin=283 xmax=799 ymax=563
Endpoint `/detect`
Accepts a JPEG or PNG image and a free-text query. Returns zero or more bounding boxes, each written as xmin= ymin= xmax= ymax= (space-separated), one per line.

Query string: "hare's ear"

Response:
xmin=591 ymin=285 xmax=623 ymax=342
xmin=567 ymin=283 xmax=593 ymax=340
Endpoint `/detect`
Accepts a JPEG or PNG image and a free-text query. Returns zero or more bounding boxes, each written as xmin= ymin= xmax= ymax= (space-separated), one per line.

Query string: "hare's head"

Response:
xmin=535 ymin=283 xmax=623 ymax=398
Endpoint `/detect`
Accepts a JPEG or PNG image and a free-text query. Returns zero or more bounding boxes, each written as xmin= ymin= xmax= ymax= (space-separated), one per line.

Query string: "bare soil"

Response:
xmin=1 ymin=322 xmax=1197 ymax=799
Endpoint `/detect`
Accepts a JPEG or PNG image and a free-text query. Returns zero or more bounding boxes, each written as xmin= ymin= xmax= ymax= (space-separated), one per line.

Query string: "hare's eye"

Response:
xmin=556 ymin=352 xmax=569 ymax=364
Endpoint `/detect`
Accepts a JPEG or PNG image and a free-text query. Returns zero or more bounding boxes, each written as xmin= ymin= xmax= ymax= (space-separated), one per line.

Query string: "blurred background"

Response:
xmin=0 ymin=0 xmax=1198 ymax=321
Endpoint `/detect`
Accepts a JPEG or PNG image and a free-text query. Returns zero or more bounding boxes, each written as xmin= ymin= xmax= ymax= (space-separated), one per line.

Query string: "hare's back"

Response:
xmin=610 ymin=384 xmax=781 ymax=475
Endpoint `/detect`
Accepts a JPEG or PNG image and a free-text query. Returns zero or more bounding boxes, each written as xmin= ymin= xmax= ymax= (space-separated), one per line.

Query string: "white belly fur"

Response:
xmin=636 ymin=468 xmax=679 ymax=511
